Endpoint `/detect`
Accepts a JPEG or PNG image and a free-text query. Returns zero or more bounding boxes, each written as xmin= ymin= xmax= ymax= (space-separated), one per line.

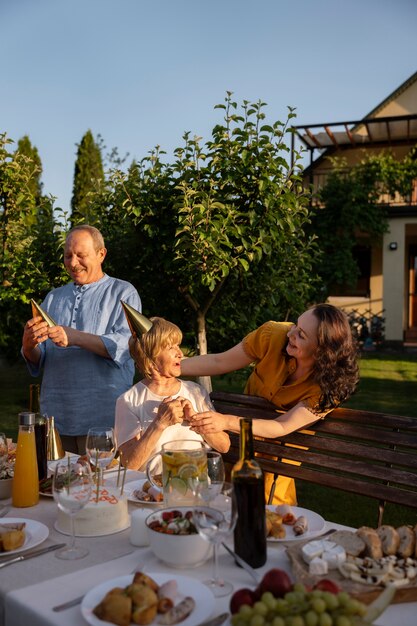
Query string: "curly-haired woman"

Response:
xmin=181 ymin=303 xmax=359 ymax=506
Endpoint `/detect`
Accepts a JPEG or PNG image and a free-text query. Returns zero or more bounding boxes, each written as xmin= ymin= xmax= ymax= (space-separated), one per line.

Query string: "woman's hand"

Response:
xmin=188 ymin=410 xmax=234 ymax=434
xmin=155 ymin=397 xmax=185 ymax=429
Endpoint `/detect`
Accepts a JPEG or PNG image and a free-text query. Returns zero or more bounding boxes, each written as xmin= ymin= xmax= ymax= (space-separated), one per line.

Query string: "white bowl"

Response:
xmin=146 ymin=506 xmax=211 ymax=568
xmin=0 ymin=477 xmax=13 ymax=500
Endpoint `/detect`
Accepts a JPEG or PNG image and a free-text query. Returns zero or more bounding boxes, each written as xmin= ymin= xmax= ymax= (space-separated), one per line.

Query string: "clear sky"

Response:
xmin=2 ymin=0 xmax=417 ymax=214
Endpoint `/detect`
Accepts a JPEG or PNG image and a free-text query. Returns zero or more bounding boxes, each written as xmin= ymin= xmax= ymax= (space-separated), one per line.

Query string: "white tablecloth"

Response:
xmin=1 ymin=471 xmax=416 ymax=626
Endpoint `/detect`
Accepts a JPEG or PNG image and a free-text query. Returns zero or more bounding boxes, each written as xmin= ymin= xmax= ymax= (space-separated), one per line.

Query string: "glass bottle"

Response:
xmin=231 ymin=417 xmax=267 ymax=568
xmin=12 ymin=412 xmax=39 ymax=507
xmin=30 ymin=384 xmax=48 ymax=481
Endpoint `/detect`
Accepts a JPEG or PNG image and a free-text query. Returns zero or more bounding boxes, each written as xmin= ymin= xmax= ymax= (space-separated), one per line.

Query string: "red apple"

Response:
xmin=230 ymin=588 xmax=256 ymax=614
xmin=313 ymin=579 xmax=341 ymax=594
xmin=257 ymin=568 xmax=292 ymax=598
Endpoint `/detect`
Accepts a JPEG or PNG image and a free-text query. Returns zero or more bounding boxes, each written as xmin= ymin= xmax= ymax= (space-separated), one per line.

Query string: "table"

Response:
xmin=1 ymin=470 xmax=416 ymax=626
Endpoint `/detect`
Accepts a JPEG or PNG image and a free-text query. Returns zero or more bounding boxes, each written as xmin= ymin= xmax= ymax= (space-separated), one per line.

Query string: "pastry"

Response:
xmin=397 ymin=525 xmax=416 ymax=558
xmin=376 ymin=524 xmax=400 ymax=556
xmin=356 ymin=526 xmax=383 ymax=559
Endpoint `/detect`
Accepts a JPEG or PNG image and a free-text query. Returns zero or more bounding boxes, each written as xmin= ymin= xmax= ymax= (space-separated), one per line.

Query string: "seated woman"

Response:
xmin=181 ymin=303 xmax=359 ymax=505
xmin=115 ymin=316 xmax=230 ymax=470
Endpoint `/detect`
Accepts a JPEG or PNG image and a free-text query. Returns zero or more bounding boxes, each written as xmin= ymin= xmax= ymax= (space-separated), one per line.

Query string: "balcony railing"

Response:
xmin=307 ymin=169 xmax=417 ymax=208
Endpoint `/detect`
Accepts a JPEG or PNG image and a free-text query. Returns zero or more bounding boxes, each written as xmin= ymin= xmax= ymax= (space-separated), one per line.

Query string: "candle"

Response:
xmin=130 ymin=508 xmax=150 ymax=546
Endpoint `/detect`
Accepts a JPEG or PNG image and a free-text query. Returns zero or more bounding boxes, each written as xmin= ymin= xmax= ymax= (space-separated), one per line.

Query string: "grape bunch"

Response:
xmin=230 ymin=583 xmax=368 ymax=626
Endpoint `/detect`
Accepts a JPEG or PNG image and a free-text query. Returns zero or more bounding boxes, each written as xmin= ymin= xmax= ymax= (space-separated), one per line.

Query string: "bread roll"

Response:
xmin=376 ymin=524 xmax=400 ymax=556
xmin=329 ymin=530 xmax=365 ymax=557
xmin=397 ymin=525 xmax=416 ymax=558
xmin=356 ymin=526 xmax=383 ymax=559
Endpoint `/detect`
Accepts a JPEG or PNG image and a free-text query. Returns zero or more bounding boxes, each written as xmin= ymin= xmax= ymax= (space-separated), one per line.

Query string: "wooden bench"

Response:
xmin=210 ymin=390 xmax=417 ymax=527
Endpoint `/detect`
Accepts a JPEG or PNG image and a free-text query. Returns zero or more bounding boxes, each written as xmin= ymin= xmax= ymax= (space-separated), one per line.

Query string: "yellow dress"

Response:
xmin=242 ymin=321 xmax=322 ymax=506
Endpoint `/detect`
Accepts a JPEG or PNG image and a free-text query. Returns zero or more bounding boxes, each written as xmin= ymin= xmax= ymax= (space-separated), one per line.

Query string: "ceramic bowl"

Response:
xmin=0 ymin=477 xmax=13 ymax=500
xmin=146 ymin=506 xmax=211 ymax=568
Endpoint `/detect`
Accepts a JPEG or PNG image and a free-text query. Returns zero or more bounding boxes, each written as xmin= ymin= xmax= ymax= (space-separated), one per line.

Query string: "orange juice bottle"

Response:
xmin=12 ymin=412 xmax=39 ymax=507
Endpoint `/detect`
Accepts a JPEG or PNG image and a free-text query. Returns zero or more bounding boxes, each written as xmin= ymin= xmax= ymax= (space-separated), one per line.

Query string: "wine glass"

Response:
xmin=197 ymin=450 xmax=225 ymax=504
xmin=86 ymin=427 xmax=116 ymax=485
xmin=52 ymin=460 xmax=93 ymax=560
xmin=0 ymin=433 xmax=8 ymax=468
xmin=193 ymin=481 xmax=237 ymax=597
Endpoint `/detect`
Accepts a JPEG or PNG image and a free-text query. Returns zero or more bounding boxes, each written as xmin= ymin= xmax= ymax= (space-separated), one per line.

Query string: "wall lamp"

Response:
xmin=388 ymin=242 xmax=398 ymax=251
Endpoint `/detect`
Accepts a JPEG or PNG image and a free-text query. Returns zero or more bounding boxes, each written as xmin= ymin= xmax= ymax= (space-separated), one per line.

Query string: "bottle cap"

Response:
xmin=18 ymin=412 xmax=36 ymax=426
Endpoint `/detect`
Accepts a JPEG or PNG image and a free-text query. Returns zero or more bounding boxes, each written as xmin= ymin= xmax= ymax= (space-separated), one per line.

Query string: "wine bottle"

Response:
xmin=30 ymin=384 xmax=48 ymax=481
xmin=232 ymin=417 xmax=267 ymax=568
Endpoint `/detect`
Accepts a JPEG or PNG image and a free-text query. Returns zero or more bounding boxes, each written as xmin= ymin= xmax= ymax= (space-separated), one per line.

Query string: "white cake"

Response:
xmin=56 ymin=486 xmax=129 ymax=536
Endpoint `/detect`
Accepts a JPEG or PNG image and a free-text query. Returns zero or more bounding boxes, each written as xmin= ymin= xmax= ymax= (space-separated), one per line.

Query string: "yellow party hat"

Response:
xmin=121 ymin=301 xmax=153 ymax=336
xmin=30 ymin=299 xmax=57 ymax=327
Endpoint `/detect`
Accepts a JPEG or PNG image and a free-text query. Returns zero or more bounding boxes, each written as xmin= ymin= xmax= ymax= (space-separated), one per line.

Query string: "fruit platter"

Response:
xmin=286 ymin=526 xmax=417 ymax=604
xmin=229 ymin=566 xmax=395 ymax=626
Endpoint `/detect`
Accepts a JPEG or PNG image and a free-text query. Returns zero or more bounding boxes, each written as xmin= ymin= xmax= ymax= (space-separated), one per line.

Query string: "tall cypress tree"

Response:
xmin=71 ymin=130 xmax=104 ymax=224
xmin=16 ymin=135 xmax=43 ymax=202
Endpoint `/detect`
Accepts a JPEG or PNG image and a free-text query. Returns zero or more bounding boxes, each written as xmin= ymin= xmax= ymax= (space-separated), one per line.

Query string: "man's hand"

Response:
xmin=23 ymin=316 xmax=49 ymax=351
xmin=47 ymin=325 xmax=70 ymax=348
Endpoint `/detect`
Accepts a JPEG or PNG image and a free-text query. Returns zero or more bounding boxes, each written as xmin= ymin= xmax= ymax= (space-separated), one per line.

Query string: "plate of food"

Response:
xmin=81 ymin=571 xmax=213 ymax=626
xmin=124 ymin=477 xmax=163 ymax=505
xmin=0 ymin=518 xmax=49 ymax=556
xmin=266 ymin=505 xmax=326 ymax=542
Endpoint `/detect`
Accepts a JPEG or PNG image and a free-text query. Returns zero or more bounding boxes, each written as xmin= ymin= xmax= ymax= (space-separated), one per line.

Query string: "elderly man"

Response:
xmin=22 ymin=225 xmax=141 ymax=454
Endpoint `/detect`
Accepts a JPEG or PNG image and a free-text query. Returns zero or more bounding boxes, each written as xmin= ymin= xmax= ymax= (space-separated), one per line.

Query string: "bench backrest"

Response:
xmin=210 ymin=391 xmax=417 ymax=526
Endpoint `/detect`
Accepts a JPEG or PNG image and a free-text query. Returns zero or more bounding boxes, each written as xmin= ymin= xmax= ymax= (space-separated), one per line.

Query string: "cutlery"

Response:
xmin=52 ymin=555 xmax=140 ymax=611
xmin=0 ymin=506 xmax=10 ymax=518
xmin=0 ymin=543 xmax=66 ymax=568
xmin=221 ymin=542 xmax=261 ymax=584
xmin=197 ymin=613 xmax=229 ymax=626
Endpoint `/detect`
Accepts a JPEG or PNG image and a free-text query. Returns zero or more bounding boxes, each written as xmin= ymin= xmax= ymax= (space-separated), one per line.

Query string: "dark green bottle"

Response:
xmin=232 ymin=418 xmax=267 ymax=568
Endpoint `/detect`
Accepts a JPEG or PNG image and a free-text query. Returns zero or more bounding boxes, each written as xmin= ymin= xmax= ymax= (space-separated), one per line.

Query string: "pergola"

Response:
xmin=291 ymin=112 xmax=417 ymax=169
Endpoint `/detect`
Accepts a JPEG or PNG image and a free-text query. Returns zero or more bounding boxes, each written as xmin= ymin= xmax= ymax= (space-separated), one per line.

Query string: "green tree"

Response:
xmin=16 ymin=135 xmax=43 ymax=202
xmin=92 ymin=95 xmax=319 ymax=387
xmin=0 ymin=134 xmax=66 ymax=361
xmin=71 ymin=130 xmax=104 ymax=224
xmin=313 ymin=150 xmax=417 ymax=297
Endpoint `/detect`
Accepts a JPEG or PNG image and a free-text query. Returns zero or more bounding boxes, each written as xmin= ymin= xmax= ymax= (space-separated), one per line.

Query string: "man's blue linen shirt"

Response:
xmin=25 ymin=274 xmax=141 ymax=435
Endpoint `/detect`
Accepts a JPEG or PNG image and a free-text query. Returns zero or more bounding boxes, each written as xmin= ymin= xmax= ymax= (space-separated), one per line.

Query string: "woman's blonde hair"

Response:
xmin=130 ymin=317 xmax=182 ymax=378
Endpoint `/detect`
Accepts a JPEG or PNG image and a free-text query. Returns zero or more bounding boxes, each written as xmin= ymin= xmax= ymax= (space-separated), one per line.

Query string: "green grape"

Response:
xmin=262 ymin=592 xmax=277 ymax=611
xmin=288 ymin=616 xmax=305 ymax=626
xmin=275 ymin=598 xmax=290 ymax=615
xmin=322 ymin=591 xmax=339 ymax=611
xmin=311 ymin=589 xmax=324 ymax=599
xmin=311 ymin=598 xmax=326 ymax=614
xmin=304 ymin=609 xmax=319 ymax=626
xmin=271 ymin=617 xmax=286 ymax=626
xmin=293 ymin=583 xmax=307 ymax=594
xmin=318 ymin=612 xmax=333 ymax=626
xmin=336 ymin=592 xmax=351 ymax=607
xmin=343 ymin=599 xmax=362 ymax=615
xmin=231 ymin=615 xmax=248 ymax=626
xmin=253 ymin=601 xmax=269 ymax=616
xmin=239 ymin=605 xmax=254 ymax=618
xmin=250 ymin=614 xmax=265 ymax=626
xmin=335 ymin=616 xmax=352 ymax=626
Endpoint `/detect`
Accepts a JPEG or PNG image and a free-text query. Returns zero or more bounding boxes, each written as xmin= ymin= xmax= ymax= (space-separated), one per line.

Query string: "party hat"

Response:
xmin=121 ymin=301 xmax=153 ymax=336
xmin=30 ymin=299 xmax=57 ymax=327
xmin=46 ymin=416 xmax=65 ymax=460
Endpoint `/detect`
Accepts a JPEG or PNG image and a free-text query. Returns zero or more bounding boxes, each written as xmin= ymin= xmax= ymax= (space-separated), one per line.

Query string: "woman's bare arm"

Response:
xmin=180 ymin=343 xmax=252 ymax=377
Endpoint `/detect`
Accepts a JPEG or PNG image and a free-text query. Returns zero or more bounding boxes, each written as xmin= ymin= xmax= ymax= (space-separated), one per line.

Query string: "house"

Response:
xmin=292 ymin=71 xmax=417 ymax=346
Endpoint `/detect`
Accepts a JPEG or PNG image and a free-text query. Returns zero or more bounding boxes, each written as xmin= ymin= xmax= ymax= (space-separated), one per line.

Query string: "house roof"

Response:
xmin=293 ymin=71 xmax=417 ymax=152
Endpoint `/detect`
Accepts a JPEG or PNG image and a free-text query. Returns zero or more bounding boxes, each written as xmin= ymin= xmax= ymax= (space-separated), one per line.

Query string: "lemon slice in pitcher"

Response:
xmin=179 ymin=464 xmax=199 ymax=479
xmin=170 ymin=476 xmax=188 ymax=495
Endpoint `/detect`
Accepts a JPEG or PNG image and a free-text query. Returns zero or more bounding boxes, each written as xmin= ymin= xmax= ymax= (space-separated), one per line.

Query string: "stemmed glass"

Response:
xmin=52 ymin=460 xmax=93 ymax=560
xmin=86 ymin=427 xmax=116 ymax=485
xmin=193 ymin=481 xmax=237 ymax=597
xmin=197 ymin=450 xmax=225 ymax=504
